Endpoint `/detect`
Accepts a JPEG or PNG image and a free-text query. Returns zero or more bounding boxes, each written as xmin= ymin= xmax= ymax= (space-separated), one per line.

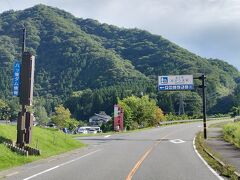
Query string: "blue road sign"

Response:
xmin=160 ymin=76 xmax=168 ymax=84
xmin=158 ymin=75 xmax=194 ymax=91
xmin=158 ymin=84 xmax=194 ymax=91
xmin=13 ymin=61 xmax=21 ymax=96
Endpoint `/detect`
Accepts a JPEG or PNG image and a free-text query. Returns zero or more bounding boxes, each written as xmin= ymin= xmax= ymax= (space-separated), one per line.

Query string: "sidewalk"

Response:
xmin=206 ymin=127 xmax=240 ymax=173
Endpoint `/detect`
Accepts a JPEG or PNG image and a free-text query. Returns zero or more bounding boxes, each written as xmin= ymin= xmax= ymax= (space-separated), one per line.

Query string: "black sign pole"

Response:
xmin=194 ymin=74 xmax=207 ymax=139
xmin=201 ymin=74 xmax=207 ymax=139
xmin=158 ymin=75 xmax=207 ymax=139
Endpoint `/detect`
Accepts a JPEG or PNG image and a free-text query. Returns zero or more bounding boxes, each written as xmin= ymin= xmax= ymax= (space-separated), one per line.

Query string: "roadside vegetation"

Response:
xmin=223 ymin=122 xmax=240 ymax=148
xmin=0 ymin=124 xmax=84 ymax=171
xmin=195 ymin=132 xmax=238 ymax=179
xmin=117 ymin=95 xmax=165 ymax=130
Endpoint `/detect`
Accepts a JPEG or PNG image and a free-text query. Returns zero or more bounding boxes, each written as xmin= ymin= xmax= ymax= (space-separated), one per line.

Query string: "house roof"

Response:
xmin=89 ymin=113 xmax=111 ymax=122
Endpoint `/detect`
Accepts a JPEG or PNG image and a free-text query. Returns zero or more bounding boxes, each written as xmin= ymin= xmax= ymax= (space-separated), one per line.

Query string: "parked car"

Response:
xmin=88 ymin=128 xmax=97 ymax=134
xmin=62 ymin=127 xmax=68 ymax=134
xmin=46 ymin=122 xmax=57 ymax=128
xmin=92 ymin=126 xmax=102 ymax=133
xmin=77 ymin=127 xmax=89 ymax=134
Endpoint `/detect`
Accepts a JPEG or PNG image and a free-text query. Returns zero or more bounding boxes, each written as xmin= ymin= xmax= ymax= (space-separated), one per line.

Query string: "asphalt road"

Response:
xmin=1 ymin=122 xmax=224 ymax=180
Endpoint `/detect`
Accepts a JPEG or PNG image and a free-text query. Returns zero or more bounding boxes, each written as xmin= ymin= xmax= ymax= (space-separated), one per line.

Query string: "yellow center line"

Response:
xmin=126 ymin=127 xmax=186 ymax=180
xmin=126 ymin=145 xmax=155 ymax=180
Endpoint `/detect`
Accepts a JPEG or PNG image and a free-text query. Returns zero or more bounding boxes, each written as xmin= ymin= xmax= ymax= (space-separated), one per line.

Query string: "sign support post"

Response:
xmin=197 ymin=75 xmax=207 ymax=139
xmin=158 ymin=74 xmax=207 ymax=139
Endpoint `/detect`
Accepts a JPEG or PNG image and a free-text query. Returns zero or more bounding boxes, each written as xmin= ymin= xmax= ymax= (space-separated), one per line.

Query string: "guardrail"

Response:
xmin=159 ymin=117 xmax=231 ymax=125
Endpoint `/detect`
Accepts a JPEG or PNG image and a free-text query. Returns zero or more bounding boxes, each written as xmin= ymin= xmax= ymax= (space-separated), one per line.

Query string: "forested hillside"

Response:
xmin=0 ymin=4 xmax=239 ymax=120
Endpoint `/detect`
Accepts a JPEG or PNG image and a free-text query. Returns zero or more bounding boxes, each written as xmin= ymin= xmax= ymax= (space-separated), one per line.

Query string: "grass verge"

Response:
xmin=0 ymin=124 xmax=84 ymax=171
xmin=208 ymin=121 xmax=232 ymax=128
xmin=223 ymin=122 xmax=240 ymax=148
xmin=195 ymin=132 xmax=238 ymax=180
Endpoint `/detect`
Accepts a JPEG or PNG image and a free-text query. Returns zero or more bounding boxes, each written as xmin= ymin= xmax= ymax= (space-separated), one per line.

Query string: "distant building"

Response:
xmin=89 ymin=111 xmax=111 ymax=126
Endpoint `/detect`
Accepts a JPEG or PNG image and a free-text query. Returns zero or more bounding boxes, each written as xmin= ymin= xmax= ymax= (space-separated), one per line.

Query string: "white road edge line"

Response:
xmin=193 ymin=137 xmax=224 ymax=180
xmin=23 ymin=149 xmax=101 ymax=180
xmin=104 ymin=135 xmax=111 ymax=138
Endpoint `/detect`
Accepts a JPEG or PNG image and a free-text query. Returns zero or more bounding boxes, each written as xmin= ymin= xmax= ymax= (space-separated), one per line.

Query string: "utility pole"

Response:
xmin=194 ymin=74 xmax=207 ymax=139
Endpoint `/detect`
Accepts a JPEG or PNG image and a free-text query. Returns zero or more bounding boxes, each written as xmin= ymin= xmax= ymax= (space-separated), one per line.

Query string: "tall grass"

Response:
xmin=223 ymin=122 xmax=240 ymax=148
xmin=0 ymin=124 xmax=84 ymax=171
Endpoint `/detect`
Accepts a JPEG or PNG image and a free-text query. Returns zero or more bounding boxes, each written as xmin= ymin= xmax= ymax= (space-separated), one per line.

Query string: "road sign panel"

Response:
xmin=158 ymin=75 xmax=194 ymax=91
xmin=13 ymin=61 xmax=21 ymax=96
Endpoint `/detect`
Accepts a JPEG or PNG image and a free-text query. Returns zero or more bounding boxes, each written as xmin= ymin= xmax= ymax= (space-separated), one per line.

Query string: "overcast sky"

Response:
xmin=1 ymin=0 xmax=240 ymax=70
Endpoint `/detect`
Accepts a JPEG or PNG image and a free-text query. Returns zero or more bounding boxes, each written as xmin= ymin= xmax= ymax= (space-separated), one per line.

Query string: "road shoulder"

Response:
xmin=206 ymin=128 xmax=240 ymax=174
xmin=195 ymin=126 xmax=240 ymax=179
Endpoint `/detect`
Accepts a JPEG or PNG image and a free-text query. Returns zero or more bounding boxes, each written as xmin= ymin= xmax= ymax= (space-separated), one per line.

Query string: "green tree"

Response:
xmin=51 ymin=105 xmax=72 ymax=128
xmin=51 ymin=105 xmax=79 ymax=130
xmin=118 ymin=95 xmax=165 ymax=129
xmin=67 ymin=118 xmax=79 ymax=131
xmin=34 ymin=106 xmax=49 ymax=125
xmin=231 ymin=106 xmax=240 ymax=117
xmin=155 ymin=107 xmax=166 ymax=122
xmin=118 ymin=100 xmax=133 ymax=130
xmin=233 ymin=84 xmax=240 ymax=106
xmin=0 ymin=99 xmax=10 ymax=120
xmin=7 ymin=98 xmax=20 ymax=120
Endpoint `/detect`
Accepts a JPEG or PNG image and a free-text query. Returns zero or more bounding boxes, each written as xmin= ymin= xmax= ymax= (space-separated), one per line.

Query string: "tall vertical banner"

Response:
xmin=114 ymin=105 xmax=124 ymax=131
xmin=13 ymin=61 xmax=21 ymax=96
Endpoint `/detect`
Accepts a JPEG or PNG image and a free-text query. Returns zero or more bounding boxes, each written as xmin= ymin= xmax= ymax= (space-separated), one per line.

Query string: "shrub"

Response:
xmin=223 ymin=122 xmax=240 ymax=148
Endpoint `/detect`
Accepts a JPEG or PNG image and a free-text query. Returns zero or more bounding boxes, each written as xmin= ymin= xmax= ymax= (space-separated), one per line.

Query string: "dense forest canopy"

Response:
xmin=0 ymin=4 xmax=239 ymax=121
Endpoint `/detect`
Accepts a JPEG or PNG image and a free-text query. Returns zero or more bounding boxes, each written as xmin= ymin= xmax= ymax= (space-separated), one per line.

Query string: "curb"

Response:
xmin=193 ymin=137 xmax=224 ymax=180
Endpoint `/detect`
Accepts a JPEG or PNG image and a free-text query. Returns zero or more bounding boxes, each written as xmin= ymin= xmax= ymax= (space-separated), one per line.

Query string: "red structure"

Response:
xmin=114 ymin=105 xmax=124 ymax=131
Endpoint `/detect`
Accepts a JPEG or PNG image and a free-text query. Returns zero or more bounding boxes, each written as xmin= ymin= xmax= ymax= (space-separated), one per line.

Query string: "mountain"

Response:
xmin=0 ymin=5 xmax=147 ymax=98
xmin=77 ymin=18 xmax=239 ymax=95
xmin=0 ymin=4 xmax=239 ymax=117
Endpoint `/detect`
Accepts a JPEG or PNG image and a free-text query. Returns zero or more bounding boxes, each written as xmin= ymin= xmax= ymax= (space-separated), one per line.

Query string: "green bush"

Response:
xmin=118 ymin=95 xmax=165 ymax=130
xmin=223 ymin=122 xmax=240 ymax=148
